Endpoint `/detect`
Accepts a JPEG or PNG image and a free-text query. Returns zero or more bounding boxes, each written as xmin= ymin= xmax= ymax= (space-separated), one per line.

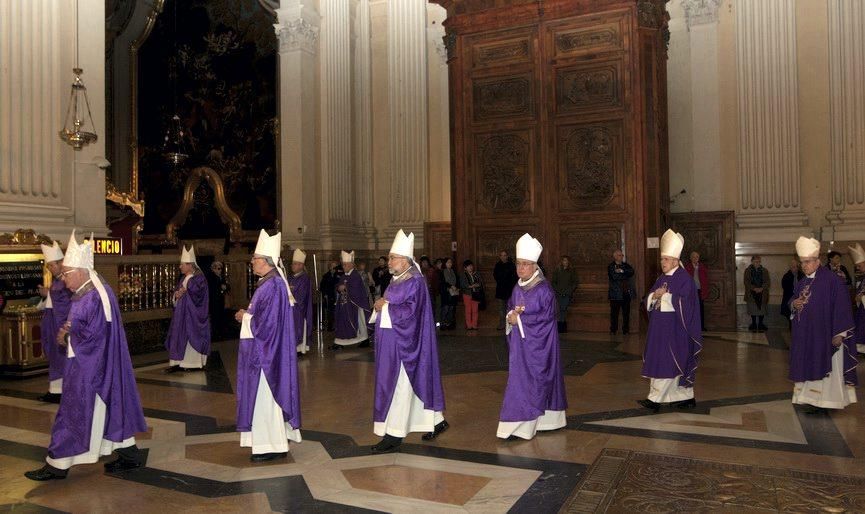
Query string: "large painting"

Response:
xmin=136 ymin=0 xmax=277 ymax=238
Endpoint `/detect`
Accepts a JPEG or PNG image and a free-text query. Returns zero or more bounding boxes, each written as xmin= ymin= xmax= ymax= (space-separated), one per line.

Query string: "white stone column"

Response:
xmin=318 ymin=0 xmax=354 ymax=246
xmin=826 ymin=0 xmax=865 ymax=240
xmin=353 ymin=0 xmax=376 ymax=242
xmin=0 ymin=0 xmax=106 ymax=238
xmin=387 ymin=0 xmax=428 ymax=246
xmin=426 ymin=3 xmax=451 ymax=223
xmin=275 ymin=1 xmax=319 ymax=246
xmin=735 ymin=0 xmax=809 ymax=239
xmin=683 ymin=0 xmax=722 ymax=212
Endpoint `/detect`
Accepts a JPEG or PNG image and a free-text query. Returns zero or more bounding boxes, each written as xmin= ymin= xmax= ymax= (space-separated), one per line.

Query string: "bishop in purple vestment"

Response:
xmin=165 ymin=245 xmax=210 ymax=371
xmin=38 ymin=241 xmax=72 ymax=403
xmin=289 ymin=249 xmax=313 ymax=355
xmin=370 ymin=229 xmax=447 ymax=454
xmin=638 ymin=229 xmax=702 ymax=413
xmin=789 ymin=237 xmax=857 ymax=412
xmin=333 ymin=250 xmax=371 ymax=349
xmin=235 ymin=230 xmax=301 ymax=462
xmin=26 ymin=233 xmax=147 ymax=481
xmin=850 ymin=243 xmax=865 ymax=355
xmin=498 ymin=233 xmax=567 ymax=440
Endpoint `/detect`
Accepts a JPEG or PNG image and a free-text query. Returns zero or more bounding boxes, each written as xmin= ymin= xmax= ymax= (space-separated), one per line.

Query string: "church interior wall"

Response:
xmin=667 ymin=0 xmax=864 ymax=313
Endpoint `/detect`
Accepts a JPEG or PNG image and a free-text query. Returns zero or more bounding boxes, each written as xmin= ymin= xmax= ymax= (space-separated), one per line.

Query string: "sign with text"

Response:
xmin=0 ymin=254 xmax=45 ymax=301
xmin=92 ymin=237 xmax=123 ymax=255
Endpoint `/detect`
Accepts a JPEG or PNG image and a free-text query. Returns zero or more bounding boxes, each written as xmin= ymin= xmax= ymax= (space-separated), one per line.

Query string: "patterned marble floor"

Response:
xmin=0 ymin=327 xmax=863 ymax=513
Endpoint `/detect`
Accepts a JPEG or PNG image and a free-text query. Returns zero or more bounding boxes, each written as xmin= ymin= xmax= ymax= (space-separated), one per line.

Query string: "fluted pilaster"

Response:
xmin=0 ymin=0 xmax=106 ymax=236
xmin=275 ymin=2 xmax=320 ymax=246
xmin=319 ymin=0 xmax=353 ymax=235
xmin=826 ymin=0 xmax=865 ymax=240
xmin=353 ymin=0 xmax=375 ymax=236
xmin=387 ymin=0 xmax=428 ymax=241
xmin=735 ymin=0 xmax=808 ymax=235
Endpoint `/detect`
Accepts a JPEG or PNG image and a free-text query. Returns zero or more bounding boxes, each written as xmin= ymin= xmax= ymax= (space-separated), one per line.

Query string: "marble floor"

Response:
xmin=1 ymin=326 xmax=864 ymax=513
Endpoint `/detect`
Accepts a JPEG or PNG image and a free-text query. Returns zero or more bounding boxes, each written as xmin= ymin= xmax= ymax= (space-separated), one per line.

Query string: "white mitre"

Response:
xmin=62 ymin=230 xmax=112 ymax=321
xmin=515 ymin=233 xmax=543 ymax=262
xmin=849 ymin=243 xmax=865 ymax=265
xmin=292 ymin=248 xmax=307 ymax=263
xmin=63 ymin=230 xmax=94 ymax=270
xmin=254 ymin=229 xmax=282 ymax=261
xmin=180 ymin=245 xmax=197 ymax=265
xmin=389 ymin=229 xmax=415 ymax=258
xmin=660 ymin=229 xmax=684 ymax=259
xmin=795 ymin=236 xmax=820 ymax=258
xmin=340 ymin=250 xmax=355 ymax=263
xmin=41 ymin=241 xmax=64 ymax=263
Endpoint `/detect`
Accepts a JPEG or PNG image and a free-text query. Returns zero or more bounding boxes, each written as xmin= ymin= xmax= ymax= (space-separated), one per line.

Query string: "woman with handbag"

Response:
xmin=460 ymin=260 xmax=484 ymax=330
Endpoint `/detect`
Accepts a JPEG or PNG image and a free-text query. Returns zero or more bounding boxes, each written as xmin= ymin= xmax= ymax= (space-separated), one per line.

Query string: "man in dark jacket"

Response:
xmin=493 ymin=251 xmax=518 ymax=329
xmin=608 ymin=249 xmax=635 ymax=334
xmin=319 ymin=261 xmax=341 ymax=331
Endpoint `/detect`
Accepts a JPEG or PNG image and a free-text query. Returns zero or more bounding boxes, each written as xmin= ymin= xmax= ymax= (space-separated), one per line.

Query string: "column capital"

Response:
xmin=681 ymin=0 xmax=722 ymax=30
xmin=274 ymin=4 xmax=320 ymax=54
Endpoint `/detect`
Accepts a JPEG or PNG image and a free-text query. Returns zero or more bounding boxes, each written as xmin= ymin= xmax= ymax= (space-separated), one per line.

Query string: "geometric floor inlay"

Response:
xmin=186 ymin=440 xmax=294 ymax=468
xmin=342 ymin=464 xmax=492 ymax=506
xmin=560 ymin=448 xmax=865 ymax=513
xmin=568 ymin=392 xmax=853 ymax=457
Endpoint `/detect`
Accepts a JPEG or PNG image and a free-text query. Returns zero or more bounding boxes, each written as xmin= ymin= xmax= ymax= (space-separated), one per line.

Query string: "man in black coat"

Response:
xmin=493 ymin=250 xmax=518 ymax=330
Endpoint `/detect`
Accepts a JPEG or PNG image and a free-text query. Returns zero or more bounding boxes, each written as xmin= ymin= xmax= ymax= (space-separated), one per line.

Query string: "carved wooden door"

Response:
xmin=670 ymin=211 xmax=737 ymax=330
xmin=438 ymin=0 xmax=670 ymax=331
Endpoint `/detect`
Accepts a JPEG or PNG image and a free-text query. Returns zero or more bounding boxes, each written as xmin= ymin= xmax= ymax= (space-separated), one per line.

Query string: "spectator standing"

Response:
xmin=440 ymin=258 xmax=459 ymax=329
xmin=781 ymin=258 xmax=803 ymax=329
xmin=372 ymin=256 xmax=391 ymax=299
xmin=607 ymin=249 xmax=635 ymax=335
xmin=684 ymin=251 xmax=710 ymax=331
xmin=493 ymin=251 xmax=518 ymax=330
xmin=551 ymin=256 xmax=578 ymax=333
xmin=319 ymin=261 xmax=340 ymax=331
xmin=827 ymin=251 xmax=852 ymax=287
xmin=460 ymin=260 xmax=483 ymax=330
xmin=744 ymin=255 xmax=770 ymax=332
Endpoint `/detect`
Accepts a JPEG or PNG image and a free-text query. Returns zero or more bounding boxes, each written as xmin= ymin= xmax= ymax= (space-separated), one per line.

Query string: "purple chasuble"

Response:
xmin=288 ymin=271 xmax=313 ymax=342
xmin=48 ymin=282 xmax=147 ymax=459
xmin=164 ymin=272 xmax=211 ymax=359
xmin=789 ymin=266 xmax=857 ymax=385
xmin=236 ymin=270 xmax=300 ymax=431
xmin=373 ymin=267 xmax=445 ymax=422
xmin=853 ymin=278 xmax=865 ymax=351
xmin=41 ymin=278 xmax=72 ymax=382
xmin=499 ymin=275 xmax=568 ymax=422
xmin=641 ymin=266 xmax=703 ymax=386
xmin=335 ymin=270 xmax=371 ymax=339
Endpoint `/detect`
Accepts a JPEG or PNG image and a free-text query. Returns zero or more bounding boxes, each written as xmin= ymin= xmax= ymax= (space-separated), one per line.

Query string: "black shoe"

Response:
xmin=164 ymin=365 xmax=181 ymax=374
xmin=104 ymin=456 xmax=142 ymax=473
xmin=38 ymin=392 xmax=62 ymax=404
xmin=758 ymin=324 xmax=768 ymax=332
xmin=637 ymin=399 xmax=660 ymax=413
xmin=297 ymin=352 xmax=304 ymax=358
xmin=748 ymin=323 xmax=757 ymax=332
xmin=371 ymin=435 xmax=402 ymax=454
xmin=179 ymin=367 xmax=205 ymax=372
xmin=24 ymin=464 xmax=67 ymax=481
xmin=673 ymin=398 xmax=696 ymax=409
xmin=250 ymin=452 xmax=288 ymax=462
xmin=358 ymin=339 xmax=370 ymax=348
xmin=802 ymin=405 xmax=829 ymax=415
xmin=422 ymin=420 xmax=450 ymax=441
xmin=504 ymin=435 xmax=521 ymax=441
xmin=329 ymin=344 xmax=342 ymax=351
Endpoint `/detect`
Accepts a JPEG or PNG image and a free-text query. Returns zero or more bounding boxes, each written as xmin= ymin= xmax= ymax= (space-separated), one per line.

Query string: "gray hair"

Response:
xmin=254 ymin=254 xmax=276 ymax=268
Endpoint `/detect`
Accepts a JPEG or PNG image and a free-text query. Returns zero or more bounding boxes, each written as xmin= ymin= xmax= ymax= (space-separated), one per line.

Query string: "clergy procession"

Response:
xmin=19 ymin=226 xmax=861 ymax=482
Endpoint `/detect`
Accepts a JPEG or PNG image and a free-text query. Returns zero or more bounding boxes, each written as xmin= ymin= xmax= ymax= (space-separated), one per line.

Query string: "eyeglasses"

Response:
xmin=60 ymin=269 xmax=77 ymax=277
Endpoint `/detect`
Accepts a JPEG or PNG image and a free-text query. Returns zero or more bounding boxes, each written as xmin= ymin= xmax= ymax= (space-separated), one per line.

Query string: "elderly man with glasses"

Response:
xmin=788 ymin=237 xmax=857 ymax=414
